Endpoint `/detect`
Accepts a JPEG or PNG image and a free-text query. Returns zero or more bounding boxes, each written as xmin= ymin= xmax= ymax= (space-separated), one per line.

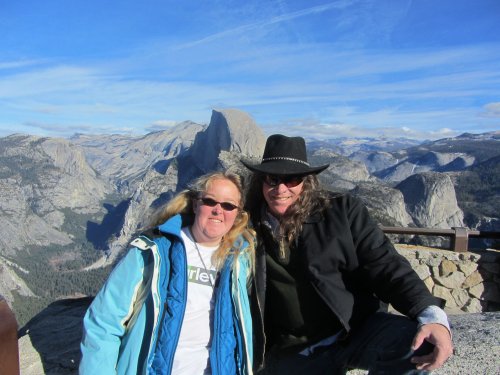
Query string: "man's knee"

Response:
xmin=340 ymin=313 xmax=432 ymax=373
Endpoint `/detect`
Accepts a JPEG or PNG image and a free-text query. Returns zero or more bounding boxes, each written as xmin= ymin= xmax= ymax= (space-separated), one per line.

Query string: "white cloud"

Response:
xmin=1 ymin=19 xmax=499 ymax=139
xmin=0 ymin=59 xmax=47 ymax=70
xmin=17 ymin=121 xmax=140 ymax=138
xmin=175 ymin=0 xmax=355 ymax=49
xmin=428 ymin=128 xmax=457 ymax=137
xmin=0 ymin=66 xmax=98 ymax=98
xmin=480 ymin=102 xmax=500 ymax=118
xmin=151 ymin=120 xmax=178 ymax=127
xmin=145 ymin=120 xmax=179 ymax=132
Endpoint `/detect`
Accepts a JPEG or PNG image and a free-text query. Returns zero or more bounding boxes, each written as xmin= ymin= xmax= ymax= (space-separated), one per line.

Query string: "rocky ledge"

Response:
xmin=18 ymin=298 xmax=499 ymax=374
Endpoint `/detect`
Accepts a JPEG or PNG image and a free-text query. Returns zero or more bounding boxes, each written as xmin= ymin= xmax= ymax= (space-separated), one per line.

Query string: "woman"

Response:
xmin=80 ymin=171 xmax=255 ymax=375
xmin=242 ymin=134 xmax=452 ymax=374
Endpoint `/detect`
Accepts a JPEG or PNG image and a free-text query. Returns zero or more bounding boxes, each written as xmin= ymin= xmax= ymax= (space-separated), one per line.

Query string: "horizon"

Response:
xmin=3 ymin=119 xmax=497 ymax=144
xmin=1 ymin=0 xmax=500 ymax=140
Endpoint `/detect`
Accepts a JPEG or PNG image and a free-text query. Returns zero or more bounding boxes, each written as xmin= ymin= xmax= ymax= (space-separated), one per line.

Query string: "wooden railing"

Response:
xmin=380 ymin=226 xmax=500 ymax=252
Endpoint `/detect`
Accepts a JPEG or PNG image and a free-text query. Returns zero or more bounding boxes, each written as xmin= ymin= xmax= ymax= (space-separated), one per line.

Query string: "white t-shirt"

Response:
xmin=171 ymin=227 xmax=219 ymax=375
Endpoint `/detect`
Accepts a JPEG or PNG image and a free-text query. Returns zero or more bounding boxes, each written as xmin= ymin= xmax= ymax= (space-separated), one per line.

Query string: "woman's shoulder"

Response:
xmin=130 ymin=214 xmax=186 ymax=250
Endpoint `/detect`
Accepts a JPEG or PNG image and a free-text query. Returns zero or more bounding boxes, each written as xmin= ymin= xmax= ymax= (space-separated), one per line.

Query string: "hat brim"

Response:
xmin=241 ymin=159 xmax=329 ymax=176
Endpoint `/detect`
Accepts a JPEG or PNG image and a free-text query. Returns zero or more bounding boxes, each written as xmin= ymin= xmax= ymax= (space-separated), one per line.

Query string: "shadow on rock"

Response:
xmin=87 ymin=200 xmax=131 ymax=249
xmin=18 ymin=297 xmax=93 ymax=374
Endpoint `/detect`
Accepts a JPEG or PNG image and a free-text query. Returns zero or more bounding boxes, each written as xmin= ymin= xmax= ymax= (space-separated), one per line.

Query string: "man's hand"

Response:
xmin=411 ymin=323 xmax=453 ymax=371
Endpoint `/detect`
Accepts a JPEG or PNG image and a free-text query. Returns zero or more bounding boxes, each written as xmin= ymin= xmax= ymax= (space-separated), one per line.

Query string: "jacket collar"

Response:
xmin=157 ymin=214 xmax=193 ymax=238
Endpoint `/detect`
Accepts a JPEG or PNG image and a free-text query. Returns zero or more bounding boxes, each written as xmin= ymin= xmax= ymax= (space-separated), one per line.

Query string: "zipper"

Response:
xmin=254 ymin=263 xmax=267 ymax=371
xmin=146 ymin=243 xmax=162 ymax=372
xmin=233 ymin=257 xmax=253 ymax=375
xmin=146 ymin=240 xmax=188 ymax=374
xmin=212 ymin=263 xmax=223 ymax=375
xmin=166 ymin=242 xmax=188 ymax=374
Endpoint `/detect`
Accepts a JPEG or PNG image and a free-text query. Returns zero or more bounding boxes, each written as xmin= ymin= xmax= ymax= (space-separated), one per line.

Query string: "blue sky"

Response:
xmin=1 ymin=0 xmax=499 ymax=140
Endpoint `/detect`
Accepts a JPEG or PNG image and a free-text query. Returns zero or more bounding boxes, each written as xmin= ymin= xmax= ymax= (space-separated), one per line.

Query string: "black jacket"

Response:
xmin=251 ymin=192 xmax=443 ymax=369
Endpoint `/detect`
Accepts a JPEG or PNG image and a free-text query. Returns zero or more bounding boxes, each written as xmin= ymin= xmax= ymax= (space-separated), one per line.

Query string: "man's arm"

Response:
xmin=0 ymin=298 xmax=20 ymax=375
xmin=411 ymin=305 xmax=453 ymax=371
xmin=346 ymin=195 xmax=453 ymax=371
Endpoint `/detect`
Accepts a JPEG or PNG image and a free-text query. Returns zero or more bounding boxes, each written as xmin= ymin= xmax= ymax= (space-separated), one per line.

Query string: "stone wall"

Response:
xmin=395 ymin=245 xmax=500 ymax=313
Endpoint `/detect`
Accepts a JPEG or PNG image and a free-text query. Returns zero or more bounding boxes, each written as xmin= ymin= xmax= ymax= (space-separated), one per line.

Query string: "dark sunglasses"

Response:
xmin=263 ymin=174 xmax=305 ymax=188
xmin=198 ymin=197 xmax=239 ymax=211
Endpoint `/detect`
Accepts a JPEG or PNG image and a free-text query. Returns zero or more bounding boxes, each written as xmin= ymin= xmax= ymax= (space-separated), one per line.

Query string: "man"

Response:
xmin=242 ymin=134 xmax=452 ymax=374
xmin=0 ymin=294 xmax=20 ymax=375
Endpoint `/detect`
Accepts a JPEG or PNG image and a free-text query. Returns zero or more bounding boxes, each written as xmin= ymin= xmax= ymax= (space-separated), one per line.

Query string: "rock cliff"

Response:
xmin=0 ymin=135 xmax=110 ymax=256
xmin=397 ymin=172 xmax=464 ymax=229
xmin=189 ymin=108 xmax=266 ymax=173
xmin=310 ymin=150 xmax=375 ymax=191
xmin=396 ymin=172 xmax=465 ymax=247
xmin=0 ymin=256 xmax=34 ymax=302
xmin=374 ymin=131 xmax=498 ymax=183
xmin=71 ymin=120 xmax=204 ymax=194
xmin=352 ymin=183 xmax=414 ymax=227
xmin=350 ymin=150 xmax=400 ymax=174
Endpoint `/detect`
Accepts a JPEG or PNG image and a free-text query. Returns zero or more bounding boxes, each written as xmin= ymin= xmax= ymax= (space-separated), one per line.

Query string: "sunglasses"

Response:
xmin=263 ymin=174 xmax=305 ymax=188
xmin=198 ymin=197 xmax=239 ymax=211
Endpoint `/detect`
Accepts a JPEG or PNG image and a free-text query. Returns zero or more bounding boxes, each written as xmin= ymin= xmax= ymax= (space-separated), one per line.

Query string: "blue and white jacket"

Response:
xmin=80 ymin=214 xmax=254 ymax=375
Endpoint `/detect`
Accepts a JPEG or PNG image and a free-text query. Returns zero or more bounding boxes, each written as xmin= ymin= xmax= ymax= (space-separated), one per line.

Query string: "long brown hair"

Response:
xmin=245 ymin=173 xmax=331 ymax=243
xmin=150 ymin=171 xmax=255 ymax=270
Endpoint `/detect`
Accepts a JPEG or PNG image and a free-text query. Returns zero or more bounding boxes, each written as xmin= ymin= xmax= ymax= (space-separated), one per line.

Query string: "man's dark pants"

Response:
xmin=258 ymin=312 xmax=434 ymax=375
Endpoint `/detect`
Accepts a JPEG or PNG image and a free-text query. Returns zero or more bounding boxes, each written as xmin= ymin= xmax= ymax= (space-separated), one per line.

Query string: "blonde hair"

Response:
xmin=150 ymin=171 xmax=255 ymax=270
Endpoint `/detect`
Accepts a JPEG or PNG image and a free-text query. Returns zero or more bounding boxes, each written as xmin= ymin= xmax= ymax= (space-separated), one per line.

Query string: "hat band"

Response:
xmin=262 ymin=156 xmax=310 ymax=166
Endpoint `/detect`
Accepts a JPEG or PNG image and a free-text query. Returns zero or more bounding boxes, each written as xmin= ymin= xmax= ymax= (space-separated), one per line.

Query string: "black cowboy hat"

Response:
xmin=241 ymin=134 xmax=329 ymax=175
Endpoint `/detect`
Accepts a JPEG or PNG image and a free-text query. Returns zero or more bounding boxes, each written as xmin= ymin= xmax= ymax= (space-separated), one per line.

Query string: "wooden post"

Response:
xmin=452 ymin=227 xmax=469 ymax=252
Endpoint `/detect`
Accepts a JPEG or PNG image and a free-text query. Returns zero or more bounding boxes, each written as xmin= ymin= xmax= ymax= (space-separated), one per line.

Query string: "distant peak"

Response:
xmin=188 ymin=108 xmax=266 ymax=172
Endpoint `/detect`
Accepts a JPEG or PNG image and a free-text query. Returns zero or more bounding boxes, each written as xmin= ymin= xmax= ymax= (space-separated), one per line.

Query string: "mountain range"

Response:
xmin=0 ymin=108 xmax=498 ymax=326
